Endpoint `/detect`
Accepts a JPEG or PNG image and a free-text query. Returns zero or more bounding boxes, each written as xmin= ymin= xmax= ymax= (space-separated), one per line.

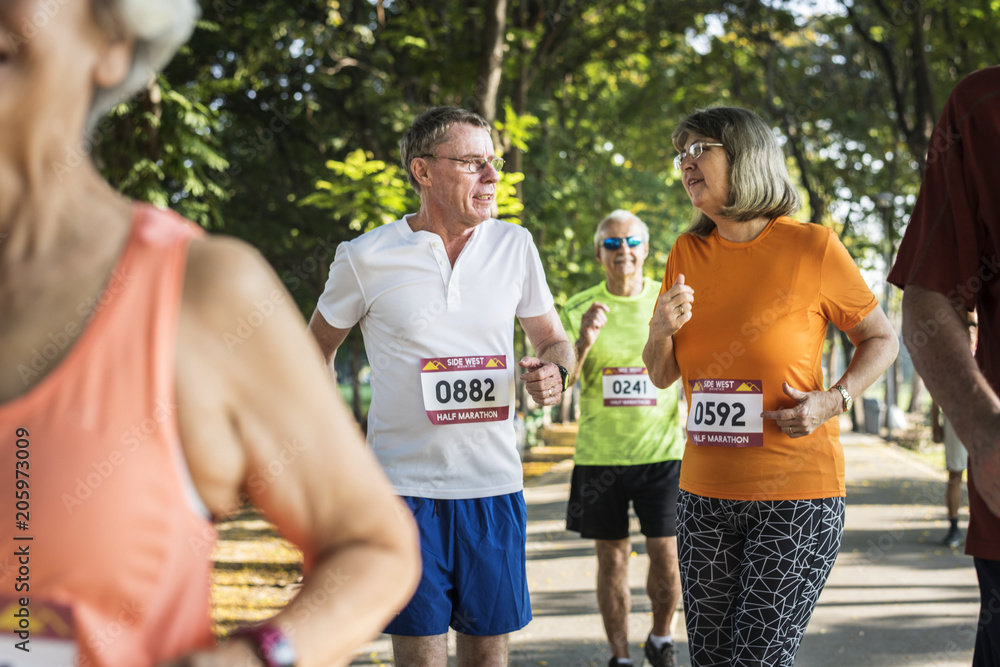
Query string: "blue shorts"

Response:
xmin=386 ymin=492 xmax=532 ymax=637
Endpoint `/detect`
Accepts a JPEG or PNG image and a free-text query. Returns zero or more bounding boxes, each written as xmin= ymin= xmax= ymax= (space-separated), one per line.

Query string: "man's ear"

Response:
xmin=93 ymin=38 xmax=136 ymax=90
xmin=411 ymin=157 xmax=433 ymax=189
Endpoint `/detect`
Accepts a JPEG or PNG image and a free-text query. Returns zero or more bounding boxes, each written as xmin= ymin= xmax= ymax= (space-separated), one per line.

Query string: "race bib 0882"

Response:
xmin=420 ymin=355 xmax=511 ymax=425
xmin=687 ymin=378 xmax=764 ymax=447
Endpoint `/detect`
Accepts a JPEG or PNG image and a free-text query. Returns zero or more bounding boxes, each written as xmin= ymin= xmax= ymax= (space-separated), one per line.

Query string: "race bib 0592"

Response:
xmin=420 ymin=355 xmax=511 ymax=425
xmin=687 ymin=378 xmax=764 ymax=447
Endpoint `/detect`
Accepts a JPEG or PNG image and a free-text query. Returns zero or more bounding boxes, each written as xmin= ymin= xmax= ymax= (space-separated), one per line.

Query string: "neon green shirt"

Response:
xmin=560 ymin=280 xmax=685 ymax=466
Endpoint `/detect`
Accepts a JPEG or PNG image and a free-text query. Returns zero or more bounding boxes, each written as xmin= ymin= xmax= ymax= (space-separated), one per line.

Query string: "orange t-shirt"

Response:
xmin=658 ymin=216 xmax=878 ymax=500
xmin=0 ymin=205 xmax=216 ymax=666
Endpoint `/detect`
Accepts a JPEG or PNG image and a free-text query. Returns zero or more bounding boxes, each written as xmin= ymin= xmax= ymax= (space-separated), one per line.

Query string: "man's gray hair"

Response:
xmin=400 ymin=107 xmax=491 ymax=194
xmin=594 ymin=210 xmax=650 ymax=248
xmin=88 ymin=0 xmax=200 ymax=129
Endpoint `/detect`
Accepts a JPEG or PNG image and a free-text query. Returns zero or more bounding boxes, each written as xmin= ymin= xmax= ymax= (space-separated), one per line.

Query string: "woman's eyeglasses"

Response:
xmin=601 ymin=236 xmax=643 ymax=250
xmin=674 ymin=142 xmax=724 ymax=171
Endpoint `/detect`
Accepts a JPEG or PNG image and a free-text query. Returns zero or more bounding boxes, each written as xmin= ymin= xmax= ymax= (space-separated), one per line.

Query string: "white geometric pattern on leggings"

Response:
xmin=677 ymin=491 xmax=845 ymax=667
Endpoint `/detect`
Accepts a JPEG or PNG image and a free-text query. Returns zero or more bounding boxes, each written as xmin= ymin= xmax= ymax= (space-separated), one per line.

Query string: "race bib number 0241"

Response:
xmin=420 ymin=355 xmax=511 ymax=425
xmin=687 ymin=378 xmax=764 ymax=447
xmin=602 ymin=367 xmax=657 ymax=406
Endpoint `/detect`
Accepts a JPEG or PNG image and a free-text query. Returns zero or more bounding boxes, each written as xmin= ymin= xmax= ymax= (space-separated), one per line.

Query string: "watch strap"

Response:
xmin=832 ymin=384 xmax=853 ymax=412
xmin=555 ymin=364 xmax=569 ymax=392
xmin=231 ymin=623 xmax=297 ymax=667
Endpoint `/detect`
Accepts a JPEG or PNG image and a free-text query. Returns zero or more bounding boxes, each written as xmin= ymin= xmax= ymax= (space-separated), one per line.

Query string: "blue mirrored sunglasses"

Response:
xmin=601 ymin=236 xmax=643 ymax=250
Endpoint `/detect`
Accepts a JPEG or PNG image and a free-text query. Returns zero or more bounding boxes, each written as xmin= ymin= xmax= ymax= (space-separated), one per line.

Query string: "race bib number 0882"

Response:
xmin=687 ymin=378 xmax=764 ymax=447
xmin=420 ymin=355 xmax=511 ymax=425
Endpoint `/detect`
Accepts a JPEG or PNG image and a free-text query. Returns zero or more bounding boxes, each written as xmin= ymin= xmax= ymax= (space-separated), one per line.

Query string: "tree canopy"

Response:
xmin=97 ymin=0 xmax=999 ymax=312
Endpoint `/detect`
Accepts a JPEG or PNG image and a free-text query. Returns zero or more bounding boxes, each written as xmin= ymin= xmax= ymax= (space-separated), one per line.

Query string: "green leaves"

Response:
xmin=299 ymin=149 xmax=415 ymax=233
xmin=496 ymin=171 xmax=526 ymax=220
xmin=90 ymin=0 xmax=997 ymax=316
xmin=496 ymin=103 xmax=539 ymax=152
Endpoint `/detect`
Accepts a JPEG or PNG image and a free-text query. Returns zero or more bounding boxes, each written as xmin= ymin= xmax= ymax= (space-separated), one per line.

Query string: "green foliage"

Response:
xmin=496 ymin=172 xmax=527 ymax=220
xmin=496 ymin=103 xmax=540 ymax=152
xmin=95 ymin=77 xmax=229 ymax=228
xmin=92 ymin=0 xmax=999 ymax=318
xmin=300 ymin=149 xmax=415 ymax=233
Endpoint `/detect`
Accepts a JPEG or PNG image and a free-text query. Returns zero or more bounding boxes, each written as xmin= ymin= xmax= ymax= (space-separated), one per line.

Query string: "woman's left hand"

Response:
xmin=761 ymin=383 xmax=843 ymax=438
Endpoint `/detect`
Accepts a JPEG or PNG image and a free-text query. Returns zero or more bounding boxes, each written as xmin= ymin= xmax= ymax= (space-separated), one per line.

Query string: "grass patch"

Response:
xmin=894 ymin=421 xmax=945 ymax=472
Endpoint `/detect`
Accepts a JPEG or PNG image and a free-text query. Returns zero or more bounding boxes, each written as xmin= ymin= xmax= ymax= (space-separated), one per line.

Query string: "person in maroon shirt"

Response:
xmin=889 ymin=66 xmax=1000 ymax=666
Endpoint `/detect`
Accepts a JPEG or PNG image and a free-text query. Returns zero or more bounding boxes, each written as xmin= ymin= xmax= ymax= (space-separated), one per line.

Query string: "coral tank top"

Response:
xmin=0 ymin=205 xmax=217 ymax=666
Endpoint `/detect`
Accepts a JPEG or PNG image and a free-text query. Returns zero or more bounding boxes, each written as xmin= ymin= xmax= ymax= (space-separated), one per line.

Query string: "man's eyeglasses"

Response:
xmin=419 ymin=155 xmax=505 ymax=174
xmin=673 ymin=142 xmax=724 ymax=171
xmin=601 ymin=236 xmax=644 ymax=251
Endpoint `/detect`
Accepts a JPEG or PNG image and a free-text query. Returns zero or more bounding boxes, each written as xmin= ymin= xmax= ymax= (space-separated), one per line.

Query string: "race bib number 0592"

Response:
xmin=687 ymin=378 xmax=764 ymax=447
xmin=420 ymin=355 xmax=511 ymax=425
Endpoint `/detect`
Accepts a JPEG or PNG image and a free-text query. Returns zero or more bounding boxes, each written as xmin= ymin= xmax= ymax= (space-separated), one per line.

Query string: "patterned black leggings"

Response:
xmin=677 ymin=491 xmax=845 ymax=667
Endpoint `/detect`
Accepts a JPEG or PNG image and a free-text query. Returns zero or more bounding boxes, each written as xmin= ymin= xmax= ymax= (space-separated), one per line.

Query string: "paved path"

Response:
xmin=352 ymin=431 xmax=979 ymax=666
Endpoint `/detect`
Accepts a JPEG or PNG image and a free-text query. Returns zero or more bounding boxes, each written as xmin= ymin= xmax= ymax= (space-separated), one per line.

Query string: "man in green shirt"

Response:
xmin=561 ymin=210 xmax=685 ymax=667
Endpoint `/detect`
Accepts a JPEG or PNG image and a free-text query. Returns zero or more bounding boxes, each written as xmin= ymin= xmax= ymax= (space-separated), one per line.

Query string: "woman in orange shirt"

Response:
xmin=0 ymin=2 xmax=418 ymax=666
xmin=643 ymin=107 xmax=897 ymax=666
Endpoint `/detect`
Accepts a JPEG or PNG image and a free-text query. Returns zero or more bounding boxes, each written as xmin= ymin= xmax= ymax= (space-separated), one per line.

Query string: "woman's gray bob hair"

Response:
xmin=88 ymin=0 xmax=200 ymax=129
xmin=672 ymin=107 xmax=801 ymax=238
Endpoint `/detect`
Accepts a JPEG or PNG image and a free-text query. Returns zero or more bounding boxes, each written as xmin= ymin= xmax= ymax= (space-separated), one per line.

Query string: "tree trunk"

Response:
xmin=475 ymin=0 xmax=507 ymax=133
xmin=516 ymin=326 xmax=530 ymax=414
xmin=824 ymin=323 xmax=836 ymax=387
xmin=350 ymin=336 xmax=363 ymax=425
xmin=509 ymin=3 xmax=532 ymax=205
xmin=558 ymin=388 xmax=572 ymax=423
xmin=908 ymin=371 xmax=924 ymax=413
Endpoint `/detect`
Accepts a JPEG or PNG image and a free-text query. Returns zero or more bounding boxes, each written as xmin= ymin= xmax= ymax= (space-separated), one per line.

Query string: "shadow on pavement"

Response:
xmin=795 ymin=614 xmax=977 ymax=667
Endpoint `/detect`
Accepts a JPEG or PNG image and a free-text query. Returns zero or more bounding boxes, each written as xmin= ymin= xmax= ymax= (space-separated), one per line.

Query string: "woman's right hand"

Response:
xmin=651 ymin=274 xmax=694 ymax=338
xmin=644 ymin=274 xmax=694 ymax=388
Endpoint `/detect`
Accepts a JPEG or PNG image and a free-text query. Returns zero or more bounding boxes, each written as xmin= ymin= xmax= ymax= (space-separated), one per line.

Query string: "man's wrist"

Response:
xmin=555 ymin=363 xmax=569 ymax=391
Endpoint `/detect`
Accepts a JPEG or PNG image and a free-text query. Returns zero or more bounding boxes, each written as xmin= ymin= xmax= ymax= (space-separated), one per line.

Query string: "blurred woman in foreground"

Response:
xmin=0 ymin=2 xmax=419 ymax=665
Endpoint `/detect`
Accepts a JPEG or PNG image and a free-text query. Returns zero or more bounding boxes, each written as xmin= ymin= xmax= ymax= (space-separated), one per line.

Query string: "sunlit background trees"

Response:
xmin=96 ymin=0 xmax=1000 ymax=431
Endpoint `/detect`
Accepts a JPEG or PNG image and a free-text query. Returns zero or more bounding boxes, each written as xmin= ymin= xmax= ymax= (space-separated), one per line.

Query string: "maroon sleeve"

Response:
xmin=890 ymin=69 xmax=1000 ymax=560
xmin=888 ymin=67 xmax=1000 ymax=309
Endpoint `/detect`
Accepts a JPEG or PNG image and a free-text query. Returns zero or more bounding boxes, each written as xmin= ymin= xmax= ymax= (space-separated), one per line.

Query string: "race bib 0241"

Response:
xmin=687 ymin=378 xmax=764 ymax=447
xmin=602 ymin=367 xmax=657 ymax=406
xmin=420 ymin=355 xmax=511 ymax=425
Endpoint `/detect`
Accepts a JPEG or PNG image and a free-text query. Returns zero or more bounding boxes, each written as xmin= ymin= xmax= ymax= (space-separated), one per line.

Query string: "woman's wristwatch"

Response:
xmin=231 ymin=623 xmax=297 ymax=667
xmin=832 ymin=384 xmax=853 ymax=412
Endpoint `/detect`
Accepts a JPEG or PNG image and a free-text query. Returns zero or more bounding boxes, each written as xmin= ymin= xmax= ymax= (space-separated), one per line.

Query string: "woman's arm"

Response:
xmin=169 ymin=236 xmax=420 ymax=667
xmin=762 ymin=306 xmax=898 ymax=436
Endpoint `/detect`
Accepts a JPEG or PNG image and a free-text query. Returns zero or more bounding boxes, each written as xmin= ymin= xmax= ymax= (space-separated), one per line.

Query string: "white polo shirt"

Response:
xmin=317 ymin=215 xmax=554 ymax=499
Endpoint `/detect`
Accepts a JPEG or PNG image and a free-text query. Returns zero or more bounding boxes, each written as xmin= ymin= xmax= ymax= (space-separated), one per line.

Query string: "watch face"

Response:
xmin=557 ymin=364 xmax=569 ymax=390
xmin=836 ymin=386 xmax=852 ymax=412
xmin=271 ymin=638 xmax=297 ymax=667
